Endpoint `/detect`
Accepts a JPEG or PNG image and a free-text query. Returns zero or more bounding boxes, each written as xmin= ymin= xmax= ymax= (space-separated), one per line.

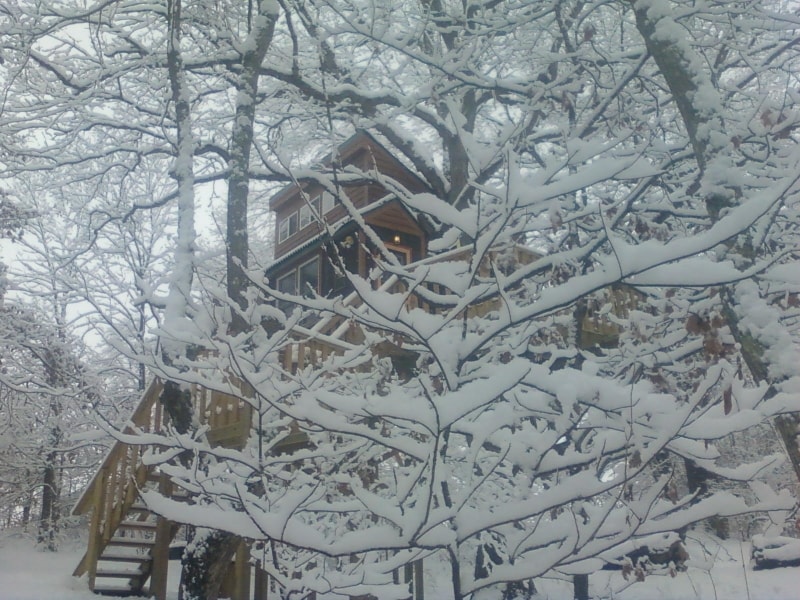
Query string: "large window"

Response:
xmin=298 ymin=257 xmax=319 ymax=296
xmin=280 ymin=193 xmax=337 ymax=243
xmin=276 ymin=257 xmax=320 ymax=313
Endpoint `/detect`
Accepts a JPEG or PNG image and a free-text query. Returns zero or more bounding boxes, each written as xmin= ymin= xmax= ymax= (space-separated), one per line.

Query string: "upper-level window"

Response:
xmin=299 ymin=196 xmax=319 ymax=229
xmin=278 ymin=193 xmax=337 ymax=244
xmin=278 ymin=212 xmax=298 ymax=243
xmin=321 ymin=192 xmax=335 ymax=214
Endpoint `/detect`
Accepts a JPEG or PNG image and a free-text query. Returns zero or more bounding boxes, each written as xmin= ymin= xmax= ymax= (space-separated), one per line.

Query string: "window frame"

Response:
xmin=322 ymin=192 xmax=336 ymax=214
xmin=278 ymin=211 xmax=298 ymax=243
xmin=298 ymin=195 xmax=318 ymax=227
xmin=297 ymin=256 xmax=320 ymax=297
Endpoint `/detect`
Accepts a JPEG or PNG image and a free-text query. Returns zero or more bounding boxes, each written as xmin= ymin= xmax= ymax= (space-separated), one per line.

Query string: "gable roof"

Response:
xmin=268 ymin=129 xmax=430 ymax=212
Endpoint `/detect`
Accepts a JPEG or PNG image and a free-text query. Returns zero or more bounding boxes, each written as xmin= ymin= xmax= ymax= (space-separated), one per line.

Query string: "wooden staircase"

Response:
xmin=71 ymin=375 xmax=269 ymax=599
xmin=72 ymin=379 xmax=178 ymax=597
xmin=89 ymin=504 xmax=159 ymax=596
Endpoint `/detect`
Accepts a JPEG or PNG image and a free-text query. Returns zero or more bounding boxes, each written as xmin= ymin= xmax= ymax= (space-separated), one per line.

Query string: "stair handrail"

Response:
xmin=72 ymin=378 xmax=165 ymax=517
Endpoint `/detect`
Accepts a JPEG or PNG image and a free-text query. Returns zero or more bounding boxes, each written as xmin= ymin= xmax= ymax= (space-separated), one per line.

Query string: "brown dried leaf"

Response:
xmin=629 ymin=449 xmax=642 ymax=469
xmin=550 ymin=209 xmax=563 ymax=231
xmin=685 ymin=314 xmax=706 ymax=335
xmin=704 ymin=335 xmax=723 ymax=356
xmin=560 ymin=91 xmax=573 ymax=111
xmin=665 ymin=480 xmax=679 ymax=504
xmin=622 ymin=563 xmax=633 ymax=581
xmin=723 ymin=386 xmax=732 ymax=415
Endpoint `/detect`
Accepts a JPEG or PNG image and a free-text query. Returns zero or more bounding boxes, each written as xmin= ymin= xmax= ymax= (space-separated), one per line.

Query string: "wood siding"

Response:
xmin=271 ymin=132 xmax=428 ymax=259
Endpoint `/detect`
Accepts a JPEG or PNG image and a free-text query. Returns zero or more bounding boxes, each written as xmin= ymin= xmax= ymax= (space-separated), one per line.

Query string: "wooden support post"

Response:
xmin=102 ymin=460 xmax=118 ymax=545
xmin=403 ymin=562 xmax=413 ymax=600
xmin=254 ymin=559 xmax=267 ymax=600
xmin=85 ymin=467 xmax=107 ymax=589
xmin=413 ymin=559 xmax=424 ymax=600
xmin=573 ymin=574 xmax=589 ymax=600
xmin=150 ymin=474 xmax=173 ymax=600
xmin=233 ymin=538 xmax=251 ymax=600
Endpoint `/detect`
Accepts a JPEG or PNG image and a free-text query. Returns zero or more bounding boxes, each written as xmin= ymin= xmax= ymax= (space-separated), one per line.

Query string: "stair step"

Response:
xmin=106 ymin=537 xmax=156 ymax=548
xmin=96 ymin=567 xmax=143 ymax=578
xmin=119 ymin=520 xmax=157 ymax=530
xmin=128 ymin=504 xmax=150 ymax=514
xmin=92 ymin=585 xmax=139 ymax=597
xmin=99 ymin=552 xmax=151 ymax=563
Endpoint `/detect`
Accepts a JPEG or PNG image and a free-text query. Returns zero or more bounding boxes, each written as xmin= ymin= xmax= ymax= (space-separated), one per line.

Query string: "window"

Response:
xmin=298 ymin=257 xmax=319 ymax=297
xmin=299 ymin=205 xmax=312 ymax=229
xmin=278 ymin=212 xmax=298 ymax=243
xmin=275 ymin=257 xmax=319 ymax=313
xmin=277 ymin=271 xmax=297 ymax=295
xmin=385 ymin=243 xmax=412 ymax=265
xmin=321 ymin=192 xmax=335 ymax=214
xmin=276 ymin=271 xmax=297 ymax=314
xmin=299 ymin=196 xmax=319 ymax=229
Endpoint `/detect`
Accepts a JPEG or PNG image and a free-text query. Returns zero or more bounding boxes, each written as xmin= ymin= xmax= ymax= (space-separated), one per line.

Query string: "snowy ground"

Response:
xmin=0 ymin=530 xmax=798 ymax=600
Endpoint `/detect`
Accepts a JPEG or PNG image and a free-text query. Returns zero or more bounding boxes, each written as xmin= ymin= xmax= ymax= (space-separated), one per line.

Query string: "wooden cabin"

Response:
xmin=267 ymin=131 xmax=430 ymax=305
xmin=71 ymin=132 xmax=637 ymax=599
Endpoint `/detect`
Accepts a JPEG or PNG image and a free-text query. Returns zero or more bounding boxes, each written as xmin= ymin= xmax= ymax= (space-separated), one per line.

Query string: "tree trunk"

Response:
xmin=630 ymin=0 xmax=800 ymax=485
xmin=181 ymin=529 xmax=241 ymax=600
xmin=225 ymin=0 xmax=277 ymax=319
xmin=37 ymin=450 xmax=59 ymax=551
xmin=163 ymin=1 xmax=279 ymax=596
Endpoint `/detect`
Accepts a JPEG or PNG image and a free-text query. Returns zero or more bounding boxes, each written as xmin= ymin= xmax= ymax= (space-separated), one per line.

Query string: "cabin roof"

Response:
xmin=268 ymin=129 xmax=429 ymax=212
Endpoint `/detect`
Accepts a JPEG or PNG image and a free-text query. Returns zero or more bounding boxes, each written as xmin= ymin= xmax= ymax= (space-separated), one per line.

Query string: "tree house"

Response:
xmin=72 ymin=131 xmax=635 ymax=599
xmin=70 ymin=132 xmax=434 ymax=600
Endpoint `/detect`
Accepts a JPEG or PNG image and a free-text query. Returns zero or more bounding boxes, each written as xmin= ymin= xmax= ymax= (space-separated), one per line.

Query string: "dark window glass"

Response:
xmin=298 ymin=257 xmax=319 ymax=297
xmin=277 ymin=271 xmax=296 ymax=313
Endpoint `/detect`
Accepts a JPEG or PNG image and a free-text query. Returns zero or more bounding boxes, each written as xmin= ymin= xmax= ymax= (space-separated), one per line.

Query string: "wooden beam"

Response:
xmin=254 ymin=559 xmax=267 ymax=600
xmin=149 ymin=474 xmax=173 ymax=600
xmin=413 ymin=559 xmax=424 ymax=600
xmin=233 ymin=539 xmax=251 ymax=600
